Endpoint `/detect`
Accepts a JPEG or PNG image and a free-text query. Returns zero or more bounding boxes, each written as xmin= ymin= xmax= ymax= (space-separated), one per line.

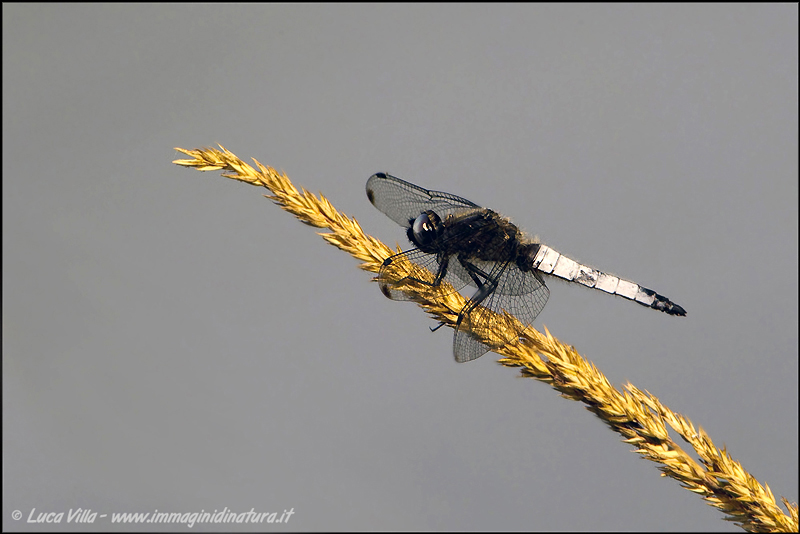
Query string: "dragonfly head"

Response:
xmin=408 ymin=210 xmax=444 ymax=250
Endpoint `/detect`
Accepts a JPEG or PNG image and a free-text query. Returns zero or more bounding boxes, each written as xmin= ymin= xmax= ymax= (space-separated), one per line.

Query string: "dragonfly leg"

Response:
xmin=454 ymin=258 xmax=501 ymax=329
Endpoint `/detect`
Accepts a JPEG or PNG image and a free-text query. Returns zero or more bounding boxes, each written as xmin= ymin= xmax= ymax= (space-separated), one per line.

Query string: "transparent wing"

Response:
xmin=378 ymin=248 xmax=469 ymax=301
xmin=366 ymin=172 xmax=480 ymax=227
xmin=453 ymin=261 xmax=550 ymax=363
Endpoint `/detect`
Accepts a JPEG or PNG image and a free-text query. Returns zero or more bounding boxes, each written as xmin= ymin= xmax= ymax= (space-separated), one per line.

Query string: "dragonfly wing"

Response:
xmin=366 ymin=173 xmax=480 ymax=227
xmin=453 ymin=262 xmax=550 ymax=363
xmin=378 ymin=248 xmax=469 ymax=301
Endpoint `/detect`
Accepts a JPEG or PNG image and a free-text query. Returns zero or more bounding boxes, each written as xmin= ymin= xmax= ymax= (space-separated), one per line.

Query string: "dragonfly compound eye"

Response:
xmin=412 ymin=211 xmax=441 ymax=246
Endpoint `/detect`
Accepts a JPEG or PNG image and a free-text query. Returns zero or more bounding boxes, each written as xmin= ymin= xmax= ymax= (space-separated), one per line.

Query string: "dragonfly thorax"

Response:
xmin=412 ymin=208 xmax=523 ymax=262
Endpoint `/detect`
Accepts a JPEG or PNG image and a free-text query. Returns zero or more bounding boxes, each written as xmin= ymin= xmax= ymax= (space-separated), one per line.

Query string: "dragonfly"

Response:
xmin=366 ymin=172 xmax=686 ymax=363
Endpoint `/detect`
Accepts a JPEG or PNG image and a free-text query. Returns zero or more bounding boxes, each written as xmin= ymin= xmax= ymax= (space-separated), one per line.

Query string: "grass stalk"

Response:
xmin=174 ymin=145 xmax=797 ymax=532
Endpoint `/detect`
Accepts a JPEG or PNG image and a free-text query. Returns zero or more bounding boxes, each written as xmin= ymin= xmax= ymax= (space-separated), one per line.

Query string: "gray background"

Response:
xmin=3 ymin=4 xmax=797 ymax=532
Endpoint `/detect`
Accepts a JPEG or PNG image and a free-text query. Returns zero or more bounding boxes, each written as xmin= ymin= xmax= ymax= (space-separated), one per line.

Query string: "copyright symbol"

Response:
xmin=11 ymin=510 xmax=22 ymax=520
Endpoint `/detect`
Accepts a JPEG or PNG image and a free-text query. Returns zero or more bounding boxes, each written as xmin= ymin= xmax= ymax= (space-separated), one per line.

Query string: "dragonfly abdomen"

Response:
xmin=520 ymin=244 xmax=686 ymax=316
